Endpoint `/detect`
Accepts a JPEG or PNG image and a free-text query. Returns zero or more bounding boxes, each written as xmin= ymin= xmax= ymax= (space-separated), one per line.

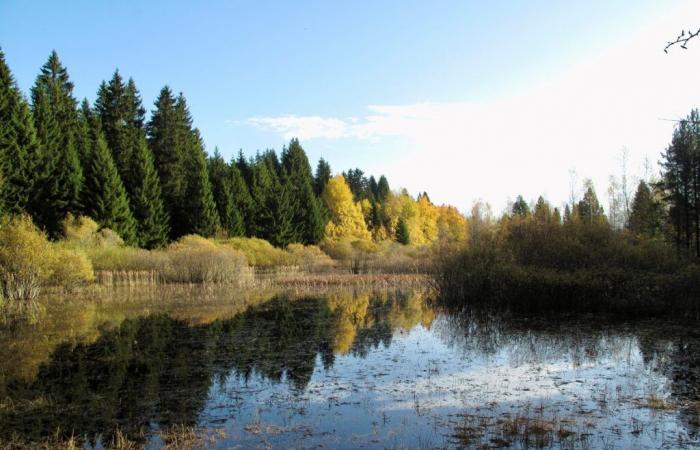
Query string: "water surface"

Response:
xmin=0 ymin=286 xmax=698 ymax=448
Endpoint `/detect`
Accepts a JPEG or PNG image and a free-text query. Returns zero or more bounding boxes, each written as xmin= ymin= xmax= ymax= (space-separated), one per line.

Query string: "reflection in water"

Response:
xmin=0 ymin=287 xmax=698 ymax=448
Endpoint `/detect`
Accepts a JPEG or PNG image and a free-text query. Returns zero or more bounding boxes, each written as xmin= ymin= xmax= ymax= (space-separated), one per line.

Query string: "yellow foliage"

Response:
xmin=0 ymin=215 xmax=56 ymax=301
xmin=165 ymin=235 xmax=248 ymax=283
xmin=50 ymin=247 xmax=95 ymax=288
xmin=436 ymin=205 xmax=468 ymax=244
xmin=62 ymin=214 xmax=125 ymax=249
xmin=322 ymin=175 xmax=371 ymax=242
xmin=224 ymin=237 xmax=290 ymax=267
xmin=286 ymin=243 xmax=335 ymax=272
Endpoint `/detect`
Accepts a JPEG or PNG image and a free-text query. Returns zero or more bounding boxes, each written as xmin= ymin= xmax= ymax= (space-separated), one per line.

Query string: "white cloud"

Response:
xmin=243 ymin=2 xmax=700 ymax=213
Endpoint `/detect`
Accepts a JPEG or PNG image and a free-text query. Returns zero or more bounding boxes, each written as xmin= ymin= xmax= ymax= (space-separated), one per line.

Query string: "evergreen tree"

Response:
xmin=182 ymin=128 xmax=220 ymax=237
xmin=577 ymin=181 xmax=606 ymax=225
xmin=262 ymin=179 xmax=295 ymax=247
xmin=236 ymin=149 xmax=252 ymax=186
xmin=395 ymin=217 xmax=410 ymax=245
xmin=533 ymin=196 xmax=552 ymax=222
xmin=0 ymin=48 xmax=38 ymax=214
xmin=368 ymin=176 xmax=379 ymax=201
xmin=281 ymin=138 xmax=325 ymax=244
xmin=29 ymin=51 xmax=83 ymax=237
xmin=511 ymin=195 xmax=530 ymax=217
xmin=248 ymin=153 xmax=280 ymax=240
xmin=376 ymin=175 xmax=390 ymax=202
xmin=563 ymin=204 xmax=572 ymax=223
xmin=628 ymin=180 xmax=664 ymax=239
xmin=343 ymin=168 xmax=367 ymax=200
xmin=314 ymin=158 xmax=331 ymax=196
xmin=228 ymin=159 xmax=255 ymax=236
xmin=209 ymin=148 xmax=244 ymax=237
xmin=147 ymin=87 xmax=187 ymax=238
xmin=128 ymin=136 xmax=170 ymax=248
xmin=81 ymin=105 xmax=137 ymax=244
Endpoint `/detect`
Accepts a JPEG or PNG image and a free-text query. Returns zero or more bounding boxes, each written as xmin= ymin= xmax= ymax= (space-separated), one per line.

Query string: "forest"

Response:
xmin=1 ymin=49 xmax=699 ymax=315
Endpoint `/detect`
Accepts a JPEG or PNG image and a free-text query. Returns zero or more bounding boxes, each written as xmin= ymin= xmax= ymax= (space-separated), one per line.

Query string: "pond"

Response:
xmin=0 ymin=285 xmax=699 ymax=449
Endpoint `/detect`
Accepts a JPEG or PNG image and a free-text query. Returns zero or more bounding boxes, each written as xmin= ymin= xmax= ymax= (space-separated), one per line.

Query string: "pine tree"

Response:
xmin=128 ymin=136 xmax=170 ymax=248
xmin=209 ymin=148 xmax=244 ymax=237
xmin=314 ymin=158 xmax=331 ymax=196
xmin=511 ymin=195 xmax=530 ymax=217
xmin=0 ymin=48 xmax=38 ymax=215
xmin=395 ymin=217 xmax=410 ymax=245
xmin=29 ymin=51 xmax=83 ymax=237
xmin=81 ymin=105 xmax=137 ymax=244
xmin=281 ymin=139 xmax=325 ymax=244
xmin=147 ymin=87 xmax=187 ymax=237
xmin=182 ymin=128 xmax=220 ymax=237
xmin=229 ymin=159 xmax=255 ymax=236
xmin=628 ymin=180 xmax=664 ymax=239
xmin=577 ymin=181 xmax=606 ymax=225
xmin=377 ymin=175 xmax=390 ymax=202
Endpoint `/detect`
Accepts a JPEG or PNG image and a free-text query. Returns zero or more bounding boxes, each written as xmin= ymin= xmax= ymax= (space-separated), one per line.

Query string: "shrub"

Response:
xmin=49 ymin=246 xmax=95 ymax=289
xmin=286 ymin=243 xmax=336 ymax=273
xmin=223 ymin=237 xmax=290 ymax=268
xmin=164 ymin=235 xmax=249 ymax=283
xmin=0 ymin=215 xmax=55 ymax=302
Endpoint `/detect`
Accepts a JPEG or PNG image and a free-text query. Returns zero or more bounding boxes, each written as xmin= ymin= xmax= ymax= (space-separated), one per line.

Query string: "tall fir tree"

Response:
xmin=281 ymin=138 xmax=325 ymax=244
xmin=628 ymin=180 xmax=664 ymax=239
xmin=182 ymin=126 xmax=220 ymax=237
xmin=208 ymin=148 xmax=244 ymax=237
xmin=128 ymin=136 xmax=170 ymax=248
xmin=29 ymin=51 xmax=83 ymax=236
xmin=0 ymin=48 xmax=38 ymax=214
xmin=147 ymin=87 xmax=187 ymax=238
xmin=228 ymin=158 xmax=255 ymax=236
xmin=577 ymin=181 xmax=606 ymax=225
xmin=395 ymin=217 xmax=410 ymax=245
xmin=80 ymin=103 xmax=137 ymax=244
xmin=314 ymin=158 xmax=332 ymax=196
xmin=376 ymin=175 xmax=390 ymax=202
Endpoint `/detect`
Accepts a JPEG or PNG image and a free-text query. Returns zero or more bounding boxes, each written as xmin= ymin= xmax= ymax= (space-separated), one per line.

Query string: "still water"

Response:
xmin=0 ymin=286 xmax=698 ymax=449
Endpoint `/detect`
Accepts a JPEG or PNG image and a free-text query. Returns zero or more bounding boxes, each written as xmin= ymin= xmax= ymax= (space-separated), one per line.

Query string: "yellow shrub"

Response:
xmin=62 ymin=214 xmax=124 ymax=249
xmin=50 ymin=246 xmax=95 ymax=289
xmin=223 ymin=237 xmax=290 ymax=267
xmin=164 ymin=235 xmax=248 ymax=283
xmin=286 ymin=243 xmax=336 ymax=273
xmin=0 ymin=215 xmax=55 ymax=301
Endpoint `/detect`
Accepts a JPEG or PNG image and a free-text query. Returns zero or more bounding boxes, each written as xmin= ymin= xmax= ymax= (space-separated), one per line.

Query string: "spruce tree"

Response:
xmin=395 ymin=217 xmax=410 ymax=245
xmin=182 ymin=128 xmax=220 ymax=237
xmin=281 ymin=139 xmax=325 ymax=244
xmin=209 ymin=148 xmax=244 ymax=237
xmin=0 ymin=48 xmax=38 ymax=214
xmin=29 ymin=51 xmax=83 ymax=236
xmin=377 ymin=175 xmax=390 ymax=202
xmin=229 ymin=159 xmax=255 ymax=236
xmin=81 ymin=105 xmax=137 ymax=244
xmin=314 ymin=158 xmax=331 ymax=196
xmin=147 ymin=87 xmax=187 ymax=237
xmin=128 ymin=136 xmax=170 ymax=248
xmin=577 ymin=181 xmax=606 ymax=225
xmin=511 ymin=195 xmax=530 ymax=217
xmin=628 ymin=180 xmax=663 ymax=239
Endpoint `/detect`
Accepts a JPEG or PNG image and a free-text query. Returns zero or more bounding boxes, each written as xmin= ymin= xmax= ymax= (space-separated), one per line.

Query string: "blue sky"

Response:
xmin=1 ymin=1 xmax=697 ymax=211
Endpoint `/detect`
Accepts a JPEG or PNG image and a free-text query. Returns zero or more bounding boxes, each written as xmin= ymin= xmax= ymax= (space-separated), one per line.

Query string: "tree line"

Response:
xmin=0 ymin=49 xmax=413 ymax=249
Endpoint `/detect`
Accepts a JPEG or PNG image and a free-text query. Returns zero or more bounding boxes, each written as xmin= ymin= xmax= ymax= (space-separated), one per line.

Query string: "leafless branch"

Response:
xmin=664 ymin=27 xmax=700 ymax=53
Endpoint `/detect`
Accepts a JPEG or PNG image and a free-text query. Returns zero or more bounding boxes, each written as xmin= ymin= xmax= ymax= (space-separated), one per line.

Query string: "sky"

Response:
xmin=2 ymin=0 xmax=700 ymax=213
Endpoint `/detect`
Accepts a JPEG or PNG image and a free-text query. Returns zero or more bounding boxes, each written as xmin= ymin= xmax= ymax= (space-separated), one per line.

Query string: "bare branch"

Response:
xmin=664 ymin=27 xmax=700 ymax=53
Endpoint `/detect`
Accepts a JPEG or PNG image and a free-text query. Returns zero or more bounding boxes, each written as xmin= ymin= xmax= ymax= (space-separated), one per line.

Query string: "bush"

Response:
xmin=49 ymin=247 xmax=95 ymax=289
xmin=0 ymin=215 xmax=56 ymax=302
xmin=286 ymin=243 xmax=336 ymax=273
xmin=223 ymin=237 xmax=290 ymax=268
xmin=163 ymin=235 xmax=249 ymax=283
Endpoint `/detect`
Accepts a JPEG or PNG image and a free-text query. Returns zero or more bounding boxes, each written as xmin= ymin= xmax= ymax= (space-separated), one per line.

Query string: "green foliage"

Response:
xmin=0 ymin=48 xmax=38 ymax=215
xmin=127 ymin=136 xmax=170 ymax=248
xmin=80 ymin=104 xmax=138 ymax=245
xmin=577 ymin=181 xmax=606 ymax=225
xmin=208 ymin=148 xmax=244 ymax=237
xmin=29 ymin=51 xmax=83 ymax=237
xmin=182 ymin=129 xmax=220 ymax=237
xmin=628 ymin=181 xmax=664 ymax=239
xmin=395 ymin=217 xmax=410 ymax=245
xmin=659 ymin=109 xmax=700 ymax=258
xmin=281 ymin=139 xmax=325 ymax=244
xmin=511 ymin=195 xmax=530 ymax=217
xmin=314 ymin=157 xmax=331 ymax=196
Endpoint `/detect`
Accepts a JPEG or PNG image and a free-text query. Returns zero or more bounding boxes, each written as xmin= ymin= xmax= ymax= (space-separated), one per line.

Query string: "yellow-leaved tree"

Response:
xmin=322 ymin=175 xmax=371 ymax=242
